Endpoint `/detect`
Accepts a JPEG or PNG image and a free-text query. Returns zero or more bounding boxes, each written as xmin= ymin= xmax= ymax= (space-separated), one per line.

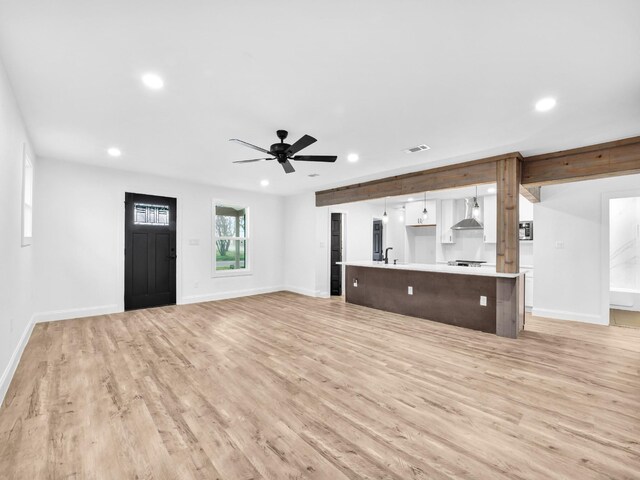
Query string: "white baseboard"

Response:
xmin=33 ymin=304 xmax=120 ymax=323
xmin=283 ymin=285 xmax=330 ymax=298
xmin=0 ymin=315 xmax=35 ymax=407
xmin=180 ymin=285 xmax=285 ymax=304
xmin=531 ymin=308 xmax=606 ymax=325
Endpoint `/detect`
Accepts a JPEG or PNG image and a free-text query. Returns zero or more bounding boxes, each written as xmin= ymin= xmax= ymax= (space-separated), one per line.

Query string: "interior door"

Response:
xmin=372 ymin=219 xmax=383 ymax=261
xmin=330 ymin=213 xmax=342 ymax=296
xmin=125 ymin=193 xmax=177 ymax=310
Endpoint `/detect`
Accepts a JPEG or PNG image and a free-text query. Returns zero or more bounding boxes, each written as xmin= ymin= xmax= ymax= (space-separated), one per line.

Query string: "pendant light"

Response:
xmin=471 ymin=186 xmax=481 ymax=220
xmin=422 ymin=192 xmax=428 ymax=220
xmin=382 ymin=197 xmax=389 ymax=224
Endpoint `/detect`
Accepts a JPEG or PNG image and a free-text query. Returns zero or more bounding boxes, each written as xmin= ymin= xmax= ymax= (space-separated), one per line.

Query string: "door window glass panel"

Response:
xmin=134 ymin=204 xmax=170 ymax=226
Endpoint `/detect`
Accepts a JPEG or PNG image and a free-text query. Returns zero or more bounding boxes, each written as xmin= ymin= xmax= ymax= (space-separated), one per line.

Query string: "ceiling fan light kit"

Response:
xmin=230 ymin=130 xmax=338 ymax=174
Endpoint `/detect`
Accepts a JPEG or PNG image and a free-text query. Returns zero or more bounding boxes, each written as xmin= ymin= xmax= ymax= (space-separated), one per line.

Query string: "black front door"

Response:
xmin=330 ymin=213 xmax=342 ymax=296
xmin=125 ymin=193 xmax=177 ymax=310
xmin=372 ymin=219 xmax=383 ymax=261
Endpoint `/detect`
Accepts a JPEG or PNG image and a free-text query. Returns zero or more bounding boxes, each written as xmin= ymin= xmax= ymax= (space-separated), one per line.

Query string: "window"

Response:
xmin=213 ymin=204 xmax=249 ymax=274
xmin=134 ymin=203 xmax=170 ymax=225
xmin=22 ymin=147 xmax=33 ymax=246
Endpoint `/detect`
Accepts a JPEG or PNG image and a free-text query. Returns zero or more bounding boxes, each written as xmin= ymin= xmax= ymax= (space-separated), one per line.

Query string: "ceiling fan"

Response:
xmin=230 ymin=130 xmax=337 ymax=174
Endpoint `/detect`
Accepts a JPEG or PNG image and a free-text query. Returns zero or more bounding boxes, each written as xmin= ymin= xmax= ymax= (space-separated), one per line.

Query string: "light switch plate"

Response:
xmin=188 ymin=238 xmax=200 ymax=246
xmin=480 ymin=296 xmax=487 ymax=306
xmin=555 ymin=240 xmax=564 ymax=249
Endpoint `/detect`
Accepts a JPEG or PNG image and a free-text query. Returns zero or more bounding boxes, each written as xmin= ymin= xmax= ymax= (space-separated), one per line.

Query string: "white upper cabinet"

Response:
xmin=405 ymin=200 xmax=437 ymax=226
xmin=483 ymin=195 xmax=497 ymax=243
xmin=439 ymin=199 xmax=456 ymax=244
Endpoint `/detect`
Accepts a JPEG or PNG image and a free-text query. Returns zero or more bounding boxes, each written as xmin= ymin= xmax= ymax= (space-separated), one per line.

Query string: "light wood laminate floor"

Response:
xmin=1 ymin=292 xmax=640 ymax=479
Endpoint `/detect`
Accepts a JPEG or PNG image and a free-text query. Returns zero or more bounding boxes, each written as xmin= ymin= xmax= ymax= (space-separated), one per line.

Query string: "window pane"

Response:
xmin=215 ymin=206 xmax=246 ymax=237
xmin=216 ymin=239 xmax=247 ymax=271
xmin=134 ymin=204 xmax=169 ymax=226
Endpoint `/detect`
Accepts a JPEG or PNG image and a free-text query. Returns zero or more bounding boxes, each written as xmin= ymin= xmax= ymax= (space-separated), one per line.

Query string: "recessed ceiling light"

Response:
xmin=487 ymin=187 xmax=496 ymax=194
xmin=107 ymin=147 xmax=122 ymax=157
xmin=535 ymin=97 xmax=556 ymax=112
xmin=347 ymin=153 xmax=359 ymax=163
xmin=260 ymin=179 xmax=269 ymax=187
xmin=141 ymin=72 xmax=164 ymax=90
xmin=407 ymin=197 xmax=414 ymax=201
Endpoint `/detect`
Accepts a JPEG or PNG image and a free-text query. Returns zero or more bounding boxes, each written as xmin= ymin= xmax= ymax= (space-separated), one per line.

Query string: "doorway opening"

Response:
xmin=125 ymin=192 xmax=177 ymax=310
xmin=372 ymin=219 xmax=383 ymax=261
xmin=330 ymin=212 xmax=344 ymax=296
xmin=609 ymin=196 xmax=640 ymax=327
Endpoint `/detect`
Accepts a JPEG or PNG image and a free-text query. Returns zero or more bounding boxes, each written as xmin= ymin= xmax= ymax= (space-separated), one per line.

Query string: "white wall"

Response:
xmin=283 ymin=194 xmax=388 ymax=297
xmin=533 ymin=173 xmax=640 ymax=324
xmin=0 ymin=58 xmax=36 ymax=404
xmin=407 ymin=228 xmax=437 ymax=264
xmin=283 ymin=192 xmax=319 ymax=296
xmin=33 ymin=159 xmax=285 ymax=321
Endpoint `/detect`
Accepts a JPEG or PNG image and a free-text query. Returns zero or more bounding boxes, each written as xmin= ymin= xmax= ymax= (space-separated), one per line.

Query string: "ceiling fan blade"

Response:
xmin=229 ymin=138 xmax=272 ymax=156
xmin=280 ymin=160 xmax=295 ymax=174
xmin=291 ymin=155 xmax=337 ymax=163
xmin=285 ymin=134 xmax=317 ymax=156
xmin=232 ymin=157 xmax=272 ymax=164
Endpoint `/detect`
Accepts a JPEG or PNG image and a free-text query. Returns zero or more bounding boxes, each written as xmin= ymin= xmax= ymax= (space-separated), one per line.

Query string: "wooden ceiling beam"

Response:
xmin=315 ymin=153 xmax=519 ymax=207
xmin=315 ymin=135 xmax=640 ymax=207
xmin=521 ymin=135 xmax=640 ymax=187
xmin=519 ymin=185 xmax=541 ymax=203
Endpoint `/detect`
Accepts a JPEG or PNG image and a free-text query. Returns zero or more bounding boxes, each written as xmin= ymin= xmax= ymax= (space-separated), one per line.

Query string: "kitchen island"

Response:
xmin=338 ymin=261 xmax=525 ymax=338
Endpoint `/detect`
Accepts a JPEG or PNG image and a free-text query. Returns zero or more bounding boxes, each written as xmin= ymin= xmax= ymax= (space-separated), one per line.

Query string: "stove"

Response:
xmin=447 ymin=260 xmax=487 ymax=267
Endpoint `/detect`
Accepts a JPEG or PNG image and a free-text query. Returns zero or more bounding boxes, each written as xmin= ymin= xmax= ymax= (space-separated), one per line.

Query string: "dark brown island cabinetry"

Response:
xmin=344 ymin=264 xmax=525 ymax=338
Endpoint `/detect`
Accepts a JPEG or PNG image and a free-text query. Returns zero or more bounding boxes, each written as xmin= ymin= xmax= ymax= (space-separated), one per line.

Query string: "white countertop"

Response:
xmin=337 ymin=261 xmax=524 ymax=278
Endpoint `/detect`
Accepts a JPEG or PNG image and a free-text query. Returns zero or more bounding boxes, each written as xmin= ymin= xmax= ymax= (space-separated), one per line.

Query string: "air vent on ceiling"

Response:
xmin=403 ymin=144 xmax=431 ymax=154
xmin=308 ymin=173 xmax=320 ymax=177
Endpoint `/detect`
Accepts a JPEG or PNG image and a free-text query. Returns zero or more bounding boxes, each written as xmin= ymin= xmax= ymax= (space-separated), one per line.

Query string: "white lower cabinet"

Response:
xmin=524 ymin=271 xmax=534 ymax=308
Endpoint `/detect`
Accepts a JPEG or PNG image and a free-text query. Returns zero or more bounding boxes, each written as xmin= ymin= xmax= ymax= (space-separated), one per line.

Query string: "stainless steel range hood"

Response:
xmin=451 ymin=197 xmax=483 ymax=230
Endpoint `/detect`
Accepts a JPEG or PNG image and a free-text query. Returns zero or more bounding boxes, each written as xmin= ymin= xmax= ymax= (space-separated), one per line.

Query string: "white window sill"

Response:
xmin=212 ymin=269 xmax=253 ymax=278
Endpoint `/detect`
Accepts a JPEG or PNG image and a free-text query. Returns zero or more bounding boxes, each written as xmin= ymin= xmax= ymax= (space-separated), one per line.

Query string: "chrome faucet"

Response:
xmin=384 ymin=247 xmax=394 ymax=264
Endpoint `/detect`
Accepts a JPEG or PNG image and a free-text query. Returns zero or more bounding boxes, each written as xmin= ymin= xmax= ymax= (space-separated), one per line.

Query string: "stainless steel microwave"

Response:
xmin=519 ymin=221 xmax=533 ymax=240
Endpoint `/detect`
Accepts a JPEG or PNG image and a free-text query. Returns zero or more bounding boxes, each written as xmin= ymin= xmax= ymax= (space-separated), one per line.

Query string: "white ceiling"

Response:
xmin=1 ymin=0 xmax=639 ymax=195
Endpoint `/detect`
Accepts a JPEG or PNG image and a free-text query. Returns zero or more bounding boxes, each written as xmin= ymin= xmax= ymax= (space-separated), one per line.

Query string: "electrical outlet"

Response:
xmin=480 ymin=296 xmax=487 ymax=306
xmin=353 ymin=278 xmax=358 ymax=287
xmin=555 ymin=240 xmax=564 ymax=249
xmin=408 ymin=286 xmax=413 ymax=295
